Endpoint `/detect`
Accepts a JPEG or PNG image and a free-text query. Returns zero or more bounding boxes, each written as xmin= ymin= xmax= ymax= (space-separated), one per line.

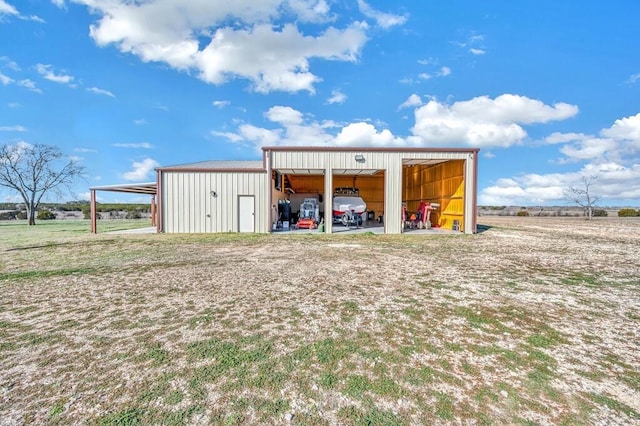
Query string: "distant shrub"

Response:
xmin=516 ymin=210 xmax=529 ymax=217
xmin=0 ymin=210 xmax=20 ymax=220
xmin=592 ymin=209 xmax=608 ymax=217
xmin=82 ymin=206 xmax=91 ymax=219
xmin=37 ymin=210 xmax=56 ymax=220
xmin=16 ymin=211 xmax=27 ymax=220
xmin=618 ymin=208 xmax=639 ymax=217
xmin=126 ymin=210 xmax=142 ymax=219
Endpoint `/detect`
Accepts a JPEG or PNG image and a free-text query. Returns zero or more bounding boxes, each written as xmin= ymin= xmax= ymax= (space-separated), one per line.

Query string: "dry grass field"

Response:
xmin=1 ymin=217 xmax=639 ymax=425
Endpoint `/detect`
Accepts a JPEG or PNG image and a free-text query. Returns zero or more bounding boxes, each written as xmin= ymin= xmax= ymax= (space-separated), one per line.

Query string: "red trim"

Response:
xmin=263 ymin=146 xmax=480 ymax=154
xmin=472 ymin=152 xmax=479 ymax=234
xmin=156 ymin=170 xmax=163 ymax=233
xmin=90 ymin=189 xmax=97 ymax=234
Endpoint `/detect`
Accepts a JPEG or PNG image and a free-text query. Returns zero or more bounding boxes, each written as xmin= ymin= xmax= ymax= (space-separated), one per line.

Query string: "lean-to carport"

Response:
xmin=89 ymin=182 xmax=157 ymax=233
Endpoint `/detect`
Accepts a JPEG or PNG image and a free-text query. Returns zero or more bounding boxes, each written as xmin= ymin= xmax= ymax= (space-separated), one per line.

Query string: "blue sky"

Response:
xmin=1 ymin=0 xmax=639 ymax=206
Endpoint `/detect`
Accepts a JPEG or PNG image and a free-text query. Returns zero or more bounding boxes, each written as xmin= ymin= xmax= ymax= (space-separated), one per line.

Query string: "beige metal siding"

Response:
xmin=162 ymin=171 xmax=268 ymax=233
xmin=269 ymin=149 xmax=477 ymax=234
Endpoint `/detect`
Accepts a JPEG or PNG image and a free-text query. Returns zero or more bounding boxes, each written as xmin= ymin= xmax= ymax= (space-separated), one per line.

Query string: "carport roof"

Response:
xmin=89 ymin=182 xmax=157 ymax=195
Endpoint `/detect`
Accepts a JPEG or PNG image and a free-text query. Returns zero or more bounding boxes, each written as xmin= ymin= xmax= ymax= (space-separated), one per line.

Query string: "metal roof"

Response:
xmin=89 ymin=182 xmax=157 ymax=195
xmin=157 ymin=160 xmax=264 ymax=171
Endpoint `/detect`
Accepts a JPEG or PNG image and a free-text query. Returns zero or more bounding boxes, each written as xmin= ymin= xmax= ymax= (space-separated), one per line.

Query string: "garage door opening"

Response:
xmin=330 ymin=170 xmax=384 ymax=233
xmin=271 ymin=168 xmax=385 ymax=234
xmin=402 ymin=159 xmax=465 ymax=232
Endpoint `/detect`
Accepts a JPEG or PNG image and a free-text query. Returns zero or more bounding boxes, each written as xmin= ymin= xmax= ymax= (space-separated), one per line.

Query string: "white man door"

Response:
xmin=238 ymin=195 xmax=255 ymax=232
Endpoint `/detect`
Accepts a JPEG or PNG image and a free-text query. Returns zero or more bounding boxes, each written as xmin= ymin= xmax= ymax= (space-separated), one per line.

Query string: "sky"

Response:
xmin=1 ymin=0 xmax=639 ymax=206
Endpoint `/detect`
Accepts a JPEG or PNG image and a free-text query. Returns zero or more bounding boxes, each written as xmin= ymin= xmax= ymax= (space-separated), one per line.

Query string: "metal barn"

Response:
xmin=153 ymin=146 xmax=479 ymax=234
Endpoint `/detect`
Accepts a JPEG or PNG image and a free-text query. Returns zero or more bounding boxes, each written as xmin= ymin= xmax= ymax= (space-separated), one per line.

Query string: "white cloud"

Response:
xmin=600 ymin=112 xmax=640 ymax=142
xmin=237 ymin=124 xmax=283 ymax=147
xmin=0 ymin=56 xmax=20 ymax=71
xmin=211 ymin=130 xmax=243 ymax=143
xmin=418 ymin=73 xmax=431 ymax=81
xmin=398 ymin=93 xmax=423 ymax=109
xmin=76 ymin=0 xmax=368 ymax=94
xmin=265 ymin=106 xmax=304 ymax=125
xmin=418 ymin=58 xmax=438 ymax=65
xmin=438 ymin=66 xmax=451 ymax=77
xmin=0 ymin=0 xmax=18 ymax=16
xmin=544 ymin=132 xmax=589 ymax=144
xmin=470 ymin=48 xmax=486 ymax=55
xmin=336 ymin=122 xmax=403 ymax=146
xmin=113 ymin=142 xmax=153 ymax=149
xmin=327 ymin=89 xmax=346 ymax=104
xmin=0 ymin=1 xmax=43 ymax=22
xmin=212 ymin=100 xmax=230 ymax=109
xmin=0 ymin=125 xmax=26 ymax=131
xmin=214 ymin=104 xmax=406 ymax=152
xmin=25 ymin=15 xmax=45 ymax=23
xmin=482 ymin=112 xmax=640 ymax=205
xmin=357 ymin=0 xmax=407 ymax=29
xmin=87 ymin=86 xmax=114 ymax=97
xmin=286 ymin=0 xmax=332 ymax=23
xmin=626 ymin=73 xmax=640 ymax=85
xmin=480 ymin=163 xmax=640 ymax=206
xmin=74 ymin=147 xmax=97 ymax=153
xmin=0 ymin=72 xmax=14 ymax=85
xmin=122 ymin=157 xmax=160 ymax=181
xmin=133 ymin=119 xmax=147 ymax=125
xmin=51 ymin=0 xmax=65 ymax=8
xmin=547 ymin=113 xmax=640 ymax=164
xmin=411 ymin=94 xmax=578 ymax=147
xmin=17 ymin=79 xmax=41 ymax=93
xmin=36 ymin=64 xmax=74 ymax=84
xmin=558 ymin=137 xmax=617 ymax=162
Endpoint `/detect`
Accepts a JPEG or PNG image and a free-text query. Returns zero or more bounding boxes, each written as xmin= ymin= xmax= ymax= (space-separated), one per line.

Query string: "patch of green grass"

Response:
xmin=474 ymin=386 xmax=499 ymax=404
xmin=313 ymin=337 xmax=355 ymax=366
xmin=141 ymin=343 xmax=169 ymax=366
xmin=188 ymin=310 xmax=213 ymax=328
xmin=434 ymin=392 xmax=454 ymax=420
xmin=370 ymin=376 xmax=403 ymax=398
xmin=338 ymin=404 xmax=405 ymax=426
xmin=252 ymin=397 xmax=290 ymax=421
xmin=19 ymin=332 xmax=60 ymax=346
xmin=619 ymin=371 xmax=640 ymax=391
xmin=340 ymin=300 xmax=360 ymax=322
xmin=164 ymin=390 xmax=184 ymax=405
xmin=560 ymin=272 xmax=601 ymax=288
xmin=455 ymin=306 xmax=505 ymax=333
xmin=98 ymin=407 xmax=146 ymax=426
xmin=318 ymin=371 xmax=338 ymax=389
xmin=344 ymin=375 xmax=372 ymax=398
xmin=403 ymin=365 xmax=434 ymax=385
xmin=0 ymin=267 xmax=101 ymax=281
xmin=49 ymin=402 xmax=65 ymax=418
xmin=588 ymin=393 xmax=640 ymax=419
xmin=526 ymin=332 xmax=561 ymax=348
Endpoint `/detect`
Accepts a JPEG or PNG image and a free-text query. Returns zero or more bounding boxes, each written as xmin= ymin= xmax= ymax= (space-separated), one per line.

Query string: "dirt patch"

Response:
xmin=1 ymin=217 xmax=639 ymax=424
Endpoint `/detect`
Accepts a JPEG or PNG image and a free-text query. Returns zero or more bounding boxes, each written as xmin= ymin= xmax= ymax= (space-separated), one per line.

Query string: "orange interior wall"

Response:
xmin=402 ymin=160 xmax=465 ymax=230
xmin=286 ymin=173 xmax=385 ymax=216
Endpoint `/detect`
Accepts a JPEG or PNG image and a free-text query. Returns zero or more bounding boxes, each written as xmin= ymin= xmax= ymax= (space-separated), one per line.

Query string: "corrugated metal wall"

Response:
xmin=162 ymin=171 xmax=268 ymax=233
xmin=269 ymin=149 xmax=475 ymax=234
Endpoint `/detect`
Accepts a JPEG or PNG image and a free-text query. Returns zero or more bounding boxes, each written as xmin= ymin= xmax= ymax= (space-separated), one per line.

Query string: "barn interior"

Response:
xmin=271 ymin=158 xmax=466 ymax=233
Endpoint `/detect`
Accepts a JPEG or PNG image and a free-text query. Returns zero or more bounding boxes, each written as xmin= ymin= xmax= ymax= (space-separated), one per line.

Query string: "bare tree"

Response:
xmin=0 ymin=143 xmax=85 ymax=225
xmin=564 ymin=175 xmax=601 ymax=220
